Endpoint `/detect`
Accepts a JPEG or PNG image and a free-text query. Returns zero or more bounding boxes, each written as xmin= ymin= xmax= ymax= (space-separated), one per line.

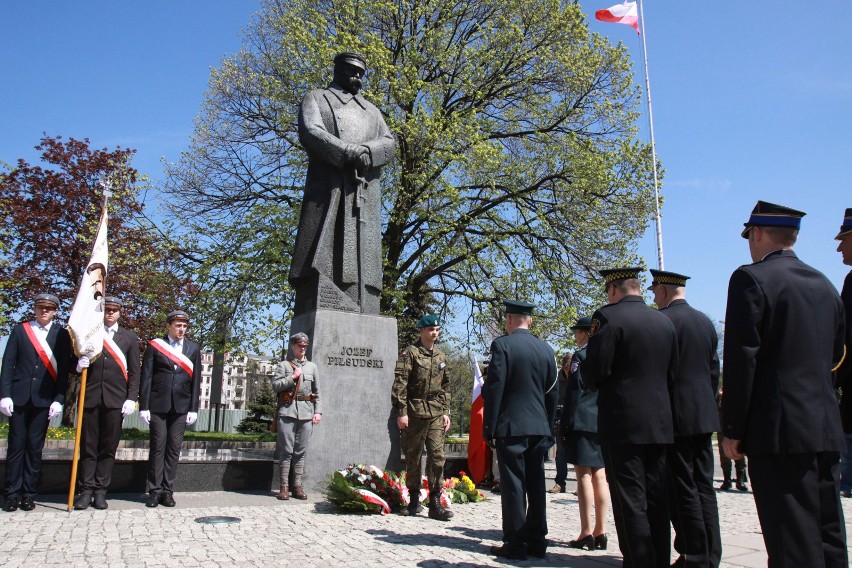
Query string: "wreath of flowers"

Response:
xmin=324 ymin=464 xmax=485 ymax=514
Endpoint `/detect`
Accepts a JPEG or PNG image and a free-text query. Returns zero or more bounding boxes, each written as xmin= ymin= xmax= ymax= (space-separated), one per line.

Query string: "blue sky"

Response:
xmin=1 ymin=1 xmax=850 ymax=343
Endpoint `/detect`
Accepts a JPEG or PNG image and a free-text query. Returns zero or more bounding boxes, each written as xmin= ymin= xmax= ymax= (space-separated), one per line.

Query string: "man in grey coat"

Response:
xmin=290 ymin=52 xmax=396 ymax=316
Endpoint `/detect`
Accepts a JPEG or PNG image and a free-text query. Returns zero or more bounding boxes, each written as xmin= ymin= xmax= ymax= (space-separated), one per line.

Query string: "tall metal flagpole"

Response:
xmin=67 ymin=179 xmax=113 ymax=512
xmin=637 ymin=0 xmax=665 ymax=270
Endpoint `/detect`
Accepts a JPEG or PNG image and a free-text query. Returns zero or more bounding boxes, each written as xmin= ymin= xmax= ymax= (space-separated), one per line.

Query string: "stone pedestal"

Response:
xmin=288 ymin=309 xmax=400 ymax=490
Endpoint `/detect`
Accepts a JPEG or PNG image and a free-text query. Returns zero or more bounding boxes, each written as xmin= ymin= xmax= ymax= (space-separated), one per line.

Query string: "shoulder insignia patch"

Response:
xmin=590 ymin=318 xmax=601 ymax=336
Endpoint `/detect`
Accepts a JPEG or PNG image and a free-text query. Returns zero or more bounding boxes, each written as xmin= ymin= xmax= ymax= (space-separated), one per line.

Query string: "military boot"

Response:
xmin=719 ymin=466 xmax=732 ymax=491
xmin=398 ymin=497 xmax=424 ymax=516
xmin=735 ymin=469 xmax=749 ymax=492
xmin=428 ymin=494 xmax=453 ymax=521
xmin=277 ymin=462 xmax=290 ymax=500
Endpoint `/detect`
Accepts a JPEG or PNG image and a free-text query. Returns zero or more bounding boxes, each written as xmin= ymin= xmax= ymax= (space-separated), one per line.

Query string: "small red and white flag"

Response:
xmin=595 ymin=1 xmax=640 ymax=34
xmin=466 ymin=355 xmax=488 ymax=484
xmin=67 ymin=209 xmax=108 ymax=360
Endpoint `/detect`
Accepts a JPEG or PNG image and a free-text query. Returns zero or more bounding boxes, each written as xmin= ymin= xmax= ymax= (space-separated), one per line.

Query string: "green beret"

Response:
xmin=415 ymin=314 xmax=441 ymax=328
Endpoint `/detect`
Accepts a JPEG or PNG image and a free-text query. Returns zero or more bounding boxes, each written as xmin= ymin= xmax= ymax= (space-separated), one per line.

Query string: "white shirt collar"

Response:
xmin=31 ymin=320 xmax=53 ymax=332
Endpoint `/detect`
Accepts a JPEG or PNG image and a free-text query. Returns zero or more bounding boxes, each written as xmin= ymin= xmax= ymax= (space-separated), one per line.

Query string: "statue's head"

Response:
xmin=333 ymin=52 xmax=367 ymax=94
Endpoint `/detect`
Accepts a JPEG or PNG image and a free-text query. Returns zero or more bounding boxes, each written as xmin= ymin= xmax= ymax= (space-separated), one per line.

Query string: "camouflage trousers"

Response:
xmin=401 ymin=415 xmax=446 ymax=495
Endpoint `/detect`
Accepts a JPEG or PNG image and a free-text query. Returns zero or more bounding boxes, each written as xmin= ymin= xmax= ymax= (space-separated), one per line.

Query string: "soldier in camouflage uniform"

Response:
xmin=391 ymin=314 xmax=453 ymax=520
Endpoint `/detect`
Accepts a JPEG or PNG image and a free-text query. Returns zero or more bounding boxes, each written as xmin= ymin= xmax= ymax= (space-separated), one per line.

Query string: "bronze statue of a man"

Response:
xmin=290 ymin=52 xmax=396 ymax=316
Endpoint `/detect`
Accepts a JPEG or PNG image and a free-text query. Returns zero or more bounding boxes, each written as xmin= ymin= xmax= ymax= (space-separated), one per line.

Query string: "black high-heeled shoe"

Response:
xmin=594 ymin=534 xmax=608 ymax=550
xmin=568 ymin=534 xmax=595 ymax=551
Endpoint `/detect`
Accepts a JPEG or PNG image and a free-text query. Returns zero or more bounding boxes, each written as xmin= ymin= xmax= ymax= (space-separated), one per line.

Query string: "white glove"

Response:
xmin=48 ymin=401 xmax=63 ymax=420
xmin=121 ymin=400 xmax=136 ymax=418
xmin=0 ymin=398 xmax=13 ymax=417
xmin=186 ymin=412 xmax=198 ymax=426
xmin=139 ymin=410 xmax=151 ymax=425
xmin=75 ymin=356 xmax=90 ymax=373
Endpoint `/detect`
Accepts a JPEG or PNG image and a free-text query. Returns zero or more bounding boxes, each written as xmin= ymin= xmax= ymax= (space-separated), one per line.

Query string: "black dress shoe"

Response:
xmin=160 ymin=492 xmax=176 ymax=507
xmin=19 ymin=496 xmax=35 ymax=511
xmin=569 ymin=534 xmax=595 ymax=550
xmin=145 ymin=492 xmax=160 ymax=507
xmin=92 ymin=493 xmax=108 ymax=510
xmin=527 ymin=542 xmax=547 ymax=558
xmin=594 ymin=533 xmax=608 ymax=550
xmin=2 ymin=495 xmax=20 ymax=512
xmin=74 ymin=492 xmax=93 ymax=510
xmin=489 ymin=544 xmax=527 ymax=560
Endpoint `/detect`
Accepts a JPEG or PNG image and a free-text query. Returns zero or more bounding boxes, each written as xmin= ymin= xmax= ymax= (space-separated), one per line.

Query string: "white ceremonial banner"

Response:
xmin=67 ymin=209 xmax=109 ymax=359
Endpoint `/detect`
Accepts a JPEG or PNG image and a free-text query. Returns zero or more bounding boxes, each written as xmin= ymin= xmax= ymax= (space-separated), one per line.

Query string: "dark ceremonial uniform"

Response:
xmin=660 ymin=298 xmax=722 ymax=568
xmin=483 ymin=326 xmax=558 ymax=556
xmin=584 ymin=295 xmax=678 ymax=568
xmin=839 ymin=270 xmax=852 ymax=494
xmin=140 ymin=335 xmax=201 ymax=498
xmin=1 ymin=319 xmax=72 ymax=502
xmin=392 ymin=340 xmax=450 ymax=498
xmin=77 ymin=325 xmax=140 ymax=497
xmin=722 ymin=250 xmax=847 ymax=568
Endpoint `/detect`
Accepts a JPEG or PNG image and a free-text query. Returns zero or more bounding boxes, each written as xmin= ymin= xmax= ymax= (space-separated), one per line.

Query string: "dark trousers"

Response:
xmin=717 ymin=431 xmax=746 ymax=478
xmin=668 ymin=434 xmax=722 ymax=568
xmin=78 ymin=405 xmax=123 ymax=494
xmin=147 ymin=411 xmax=187 ymax=494
xmin=495 ymin=436 xmax=548 ymax=550
xmin=554 ymin=434 xmax=568 ymax=486
xmin=602 ymin=442 xmax=671 ymax=568
xmin=3 ymin=404 xmax=49 ymax=497
xmin=749 ymin=452 xmax=848 ymax=568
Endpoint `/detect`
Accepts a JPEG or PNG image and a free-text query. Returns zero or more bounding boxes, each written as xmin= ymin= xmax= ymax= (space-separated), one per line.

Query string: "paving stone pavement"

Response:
xmin=1 ymin=464 xmax=850 ymax=567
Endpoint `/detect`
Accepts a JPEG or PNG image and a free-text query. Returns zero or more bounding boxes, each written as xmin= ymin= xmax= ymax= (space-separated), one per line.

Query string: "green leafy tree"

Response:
xmin=164 ymin=0 xmax=656 ymax=349
xmin=236 ymin=379 xmax=278 ymax=434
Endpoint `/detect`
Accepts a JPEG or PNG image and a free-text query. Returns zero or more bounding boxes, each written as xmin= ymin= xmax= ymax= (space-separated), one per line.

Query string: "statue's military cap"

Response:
xmin=741 ymin=200 xmax=805 ymax=238
xmin=334 ymin=52 xmax=367 ymax=70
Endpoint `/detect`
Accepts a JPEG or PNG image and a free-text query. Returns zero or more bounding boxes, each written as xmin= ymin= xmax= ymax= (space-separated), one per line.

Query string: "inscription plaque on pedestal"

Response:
xmin=287 ymin=309 xmax=400 ymax=490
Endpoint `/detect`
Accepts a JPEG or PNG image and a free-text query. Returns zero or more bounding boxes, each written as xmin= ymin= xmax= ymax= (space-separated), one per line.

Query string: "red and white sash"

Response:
xmin=23 ymin=322 xmax=58 ymax=381
xmin=149 ymin=338 xmax=194 ymax=378
xmin=103 ymin=332 xmax=128 ymax=382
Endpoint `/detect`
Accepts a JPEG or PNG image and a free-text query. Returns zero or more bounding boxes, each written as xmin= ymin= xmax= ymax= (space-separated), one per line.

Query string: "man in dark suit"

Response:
xmin=1 ymin=293 xmax=72 ymax=512
xmin=483 ymin=299 xmax=558 ymax=560
xmin=139 ymin=310 xmax=201 ymax=508
xmin=73 ymin=297 xmax=141 ymax=510
xmin=722 ymin=201 xmax=847 ymax=568
xmin=835 ymin=208 xmax=852 ymax=499
xmin=649 ymin=269 xmax=721 ymax=568
xmin=584 ymin=267 xmax=678 ymax=568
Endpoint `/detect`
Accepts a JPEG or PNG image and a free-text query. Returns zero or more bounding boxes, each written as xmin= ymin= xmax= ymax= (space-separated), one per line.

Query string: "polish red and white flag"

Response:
xmin=466 ymin=355 xmax=488 ymax=484
xmin=595 ymin=1 xmax=640 ymax=34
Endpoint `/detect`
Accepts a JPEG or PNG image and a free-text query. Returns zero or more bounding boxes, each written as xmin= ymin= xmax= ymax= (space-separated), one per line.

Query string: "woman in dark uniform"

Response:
xmin=562 ymin=316 xmax=610 ymax=551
